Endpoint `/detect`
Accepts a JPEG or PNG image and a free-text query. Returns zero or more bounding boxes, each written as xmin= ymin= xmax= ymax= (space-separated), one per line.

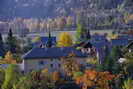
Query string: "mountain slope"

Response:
xmin=0 ymin=0 xmax=130 ymax=19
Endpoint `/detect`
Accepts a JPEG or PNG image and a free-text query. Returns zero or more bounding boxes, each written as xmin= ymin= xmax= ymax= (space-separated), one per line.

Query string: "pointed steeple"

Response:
xmin=46 ymin=30 xmax=52 ymax=48
xmin=8 ymin=28 xmax=13 ymax=38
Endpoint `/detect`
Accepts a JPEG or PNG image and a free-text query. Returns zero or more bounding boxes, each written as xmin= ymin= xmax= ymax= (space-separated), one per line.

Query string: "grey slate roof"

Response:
xmin=91 ymin=41 xmax=109 ymax=48
xmin=22 ymin=47 xmax=87 ymax=59
xmin=111 ymin=39 xmax=129 ymax=46
xmin=91 ymin=34 xmax=107 ymax=41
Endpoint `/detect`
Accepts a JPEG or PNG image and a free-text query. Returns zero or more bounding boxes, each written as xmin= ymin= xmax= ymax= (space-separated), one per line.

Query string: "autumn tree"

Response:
xmin=57 ymin=32 xmax=73 ymax=47
xmin=73 ymin=71 xmax=83 ymax=82
xmin=56 ymin=17 xmax=66 ymax=29
xmin=52 ymin=71 xmax=60 ymax=82
xmin=40 ymin=20 xmax=47 ymax=31
xmin=75 ymin=69 xmax=118 ymax=89
xmin=62 ymin=53 xmax=81 ymax=77
xmin=2 ymin=64 xmax=20 ymax=89
xmin=66 ymin=16 xmax=74 ymax=27
xmin=4 ymin=51 xmax=16 ymax=64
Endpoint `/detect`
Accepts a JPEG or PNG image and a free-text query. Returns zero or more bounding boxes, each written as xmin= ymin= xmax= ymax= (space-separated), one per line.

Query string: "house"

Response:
xmin=22 ymin=47 xmax=88 ymax=73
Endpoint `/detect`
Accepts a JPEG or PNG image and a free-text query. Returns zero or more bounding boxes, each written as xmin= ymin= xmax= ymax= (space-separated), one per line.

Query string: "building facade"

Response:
xmin=22 ymin=47 xmax=88 ymax=73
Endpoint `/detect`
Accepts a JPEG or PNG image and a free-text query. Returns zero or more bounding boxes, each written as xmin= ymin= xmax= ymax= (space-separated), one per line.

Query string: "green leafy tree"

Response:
xmin=75 ymin=24 xmax=91 ymax=43
xmin=122 ymin=78 xmax=133 ymax=89
xmin=97 ymin=46 xmax=122 ymax=74
xmin=14 ymin=71 xmax=55 ymax=89
xmin=0 ymin=68 xmax=5 ymax=88
xmin=123 ymin=52 xmax=133 ymax=78
xmin=109 ymin=46 xmax=122 ymax=60
xmin=2 ymin=64 xmax=21 ymax=89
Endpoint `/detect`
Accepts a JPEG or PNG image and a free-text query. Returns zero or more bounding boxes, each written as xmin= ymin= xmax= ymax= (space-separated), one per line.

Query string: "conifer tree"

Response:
xmin=75 ymin=24 xmax=91 ymax=43
xmin=46 ymin=31 xmax=52 ymax=48
xmin=6 ymin=29 xmax=17 ymax=53
xmin=0 ymin=33 xmax=4 ymax=46
xmin=0 ymin=33 xmax=5 ymax=57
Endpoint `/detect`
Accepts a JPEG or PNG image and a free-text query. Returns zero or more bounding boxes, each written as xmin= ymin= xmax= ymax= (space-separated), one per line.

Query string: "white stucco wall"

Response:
xmin=23 ymin=57 xmax=87 ymax=73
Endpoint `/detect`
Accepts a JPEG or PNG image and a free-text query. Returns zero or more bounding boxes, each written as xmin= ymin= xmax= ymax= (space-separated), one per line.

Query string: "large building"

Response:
xmin=22 ymin=47 xmax=88 ymax=73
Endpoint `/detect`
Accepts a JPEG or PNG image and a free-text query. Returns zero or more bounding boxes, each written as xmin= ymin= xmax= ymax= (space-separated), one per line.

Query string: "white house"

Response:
xmin=22 ymin=47 xmax=88 ymax=73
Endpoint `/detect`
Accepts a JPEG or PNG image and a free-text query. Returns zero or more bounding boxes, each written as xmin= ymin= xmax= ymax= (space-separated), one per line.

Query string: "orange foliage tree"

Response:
xmin=75 ymin=69 xmax=119 ymax=89
xmin=62 ymin=53 xmax=81 ymax=77
xmin=52 ymin=71 xmax=60 ymax=82
xmin=4 ymin=51 xmax=16 ymax=64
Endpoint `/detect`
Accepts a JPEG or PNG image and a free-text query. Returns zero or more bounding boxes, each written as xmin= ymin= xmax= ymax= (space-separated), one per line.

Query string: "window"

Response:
xmin=58 ymin=64 xmax=61 ymax=67
xmin=39 ymin=61 xmax=44 ymax=65
xmin=50 ymin=64 xmax=53 ymax=68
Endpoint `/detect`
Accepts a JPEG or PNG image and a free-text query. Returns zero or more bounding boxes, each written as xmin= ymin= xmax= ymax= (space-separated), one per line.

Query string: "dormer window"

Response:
xmin=50 ymin=64 xmax=53 ymax=68
xmin=58 ymin=64 xmax=61 ymax=67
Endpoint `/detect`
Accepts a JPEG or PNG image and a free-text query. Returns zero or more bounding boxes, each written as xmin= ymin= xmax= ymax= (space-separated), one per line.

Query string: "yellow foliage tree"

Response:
xmin=108 ymin=34 xmax=118 ymax=39
xmin=57 ymin=32 xmax=73 ymax=47
xmin=32 ymin=36 xmax=41 ymax=43
xmin=4 ymin=51 xmax=16 ymax=64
